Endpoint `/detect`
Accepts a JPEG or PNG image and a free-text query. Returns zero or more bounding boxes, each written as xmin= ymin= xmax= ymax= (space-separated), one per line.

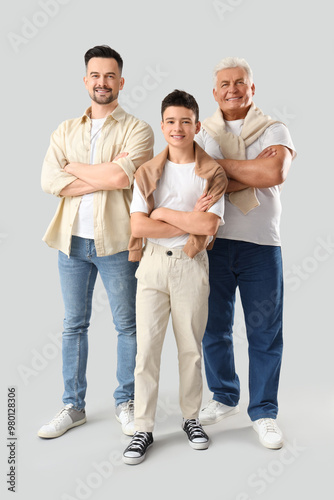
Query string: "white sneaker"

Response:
xmin=199 ymin=399 xmax=239 ymax=425
xmin=253 ymin=418 xmax=283 ymax=449
xmin=38 ymin=404 xmax=86 ymax=438
xmin=115 ymin=400 xmax=135 ymax=436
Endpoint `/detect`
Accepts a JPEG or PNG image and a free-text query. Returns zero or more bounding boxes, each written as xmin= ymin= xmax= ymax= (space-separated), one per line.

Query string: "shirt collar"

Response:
xmin=81 ymin=104 xmax=127 ymax=123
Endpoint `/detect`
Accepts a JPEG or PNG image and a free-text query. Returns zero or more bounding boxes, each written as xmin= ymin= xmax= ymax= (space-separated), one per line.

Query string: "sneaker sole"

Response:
xmin=200 ymin=405 xmax=240 ymax=425
xmin=115 ymin=415 xmax=134 ymax=436
xmin=188 ymin=440 xmax=209 ymax=450
xmin=257 ymin=435 xmax=283 ymax=450
xmin=123 ymin=443 xmax=153 ymax=465
xmin=37 ymin=417 xmax=86 ymax=439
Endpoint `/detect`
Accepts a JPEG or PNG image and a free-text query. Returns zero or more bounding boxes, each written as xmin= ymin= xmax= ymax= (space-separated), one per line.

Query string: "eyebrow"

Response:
xmin=164 ymin=116 xmax=192 ymax=120
xmin=89 ymin=72 xmax=116 ymax=76
xmin=221 ymin=78 xmax=245 ymax=84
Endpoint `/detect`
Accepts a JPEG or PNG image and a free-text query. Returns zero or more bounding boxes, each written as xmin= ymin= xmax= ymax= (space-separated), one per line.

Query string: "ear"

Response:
xmin=119 ymin=77 xmax=125 ymax=91
xmin=213 ymin=87 xmax=218 ymax=103
xmin=160 ymin=120 xmax=164 ymax=133
xmin=83 ymin=75 xmax=88 ymax=90
xmin=195 ymin=121 xmax=201 ymax=134
xmin=251 ymin=83 xmax=255 ymax=96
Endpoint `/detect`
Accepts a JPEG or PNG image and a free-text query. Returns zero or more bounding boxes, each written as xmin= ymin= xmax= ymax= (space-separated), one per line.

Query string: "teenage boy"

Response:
xmin=122 ymin=90 xmax=228 ymax=465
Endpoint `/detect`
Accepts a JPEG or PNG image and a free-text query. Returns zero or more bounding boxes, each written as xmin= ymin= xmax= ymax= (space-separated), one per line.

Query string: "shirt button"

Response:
xmin=166 ymin=251 xmax=173 ymax=256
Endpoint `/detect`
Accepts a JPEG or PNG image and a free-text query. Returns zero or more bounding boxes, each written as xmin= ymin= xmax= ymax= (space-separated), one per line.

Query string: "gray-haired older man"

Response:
xmin=195 ymin=57 xmax=296 ymax=449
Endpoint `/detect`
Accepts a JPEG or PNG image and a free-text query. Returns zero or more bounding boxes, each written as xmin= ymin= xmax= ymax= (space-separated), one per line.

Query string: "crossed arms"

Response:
xmin=131 ymin=193 xmax=221 ymax=239
xmin=132 ymin=144 xmax=293 ymax=238
xmin=60 ymin=153 xmax=129 ymax=196
xmin=223 ymin=145 xmax=293 ymax=192
xmin=41 ymin=120 xmax=154 ymax=197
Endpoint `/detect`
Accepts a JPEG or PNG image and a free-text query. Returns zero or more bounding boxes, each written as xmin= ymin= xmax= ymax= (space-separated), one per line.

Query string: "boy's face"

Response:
xmin=161 ymin=106 xmax=200 ymax=149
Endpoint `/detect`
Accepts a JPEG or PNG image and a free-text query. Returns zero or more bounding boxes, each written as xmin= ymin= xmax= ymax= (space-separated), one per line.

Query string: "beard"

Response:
xmin=89 ymin=87 xmax=118 ymax=105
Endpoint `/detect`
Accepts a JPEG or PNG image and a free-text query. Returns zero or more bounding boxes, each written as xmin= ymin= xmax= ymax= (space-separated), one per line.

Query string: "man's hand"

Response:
xmin=193 ymin=193 xmax=213 ymax=212
xmin=64 ymin=162 xmax=80 ymax=174
xmin=256 ymin=146 xmax=277 ymax=159
xmin=113 ymin=152 xmax=129 ymax=161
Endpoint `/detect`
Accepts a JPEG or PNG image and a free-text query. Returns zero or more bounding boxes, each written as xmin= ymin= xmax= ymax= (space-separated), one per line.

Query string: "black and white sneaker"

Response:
xmin=182 ymin=418 xmax=209 ymax=450
xmin=123 ymin=431 xmax=153 ymax=465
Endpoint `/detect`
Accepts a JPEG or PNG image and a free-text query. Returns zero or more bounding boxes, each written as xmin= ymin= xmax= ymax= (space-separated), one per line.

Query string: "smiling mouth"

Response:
xmin=94 ymin=88 xmax=111 ymax=94
xmin=226 ymin=97 xmax=242 ymax=101
xmin=171 ymin=135 xmax=185 ymax=139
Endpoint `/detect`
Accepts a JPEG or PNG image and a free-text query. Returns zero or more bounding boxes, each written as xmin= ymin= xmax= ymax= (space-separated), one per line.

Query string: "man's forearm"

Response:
xmin=151 ymin=208 xmax=220 ymax=236
xmin=59 ymin=179 xmax=98 ymax=197
xmin=218 ymin=146 xmax=292 ymax=188
xmin=65 ymin=162 xmax=129 ymax=190
xmin=226 ymin=180 xmax=250 ymax=193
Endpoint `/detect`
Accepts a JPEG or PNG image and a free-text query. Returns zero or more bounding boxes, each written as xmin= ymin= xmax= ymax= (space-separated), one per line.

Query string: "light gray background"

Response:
xmin=2 ymin=0 xmax=333 ymax=498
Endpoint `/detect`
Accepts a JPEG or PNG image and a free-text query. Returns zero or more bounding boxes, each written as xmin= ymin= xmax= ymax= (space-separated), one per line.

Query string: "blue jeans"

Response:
xmin=203 ymin=239 xmax=283 ymax=421
xmin=58 ymin=236 xmax=138 ymax=409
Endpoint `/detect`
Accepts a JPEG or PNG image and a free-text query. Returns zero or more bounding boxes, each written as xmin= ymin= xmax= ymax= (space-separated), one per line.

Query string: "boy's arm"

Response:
xmin=150 ymin=208 xmax=220 ymax=236
xmin=131 ymin=212 xmax=186 ymax=238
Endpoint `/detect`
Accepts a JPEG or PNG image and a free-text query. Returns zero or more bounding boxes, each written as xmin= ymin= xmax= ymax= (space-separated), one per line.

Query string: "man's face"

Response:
xmin=161 ymin=106 xmax=200 ymax=149
xmin=84 ymin=57 xmax=124 ymax=105
xmin=213 ymin=67 xmax=255 ymax=120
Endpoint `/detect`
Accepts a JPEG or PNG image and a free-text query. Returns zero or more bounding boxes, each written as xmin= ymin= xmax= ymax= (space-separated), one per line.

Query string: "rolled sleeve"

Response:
xmin=41 ymin=123 xmax=77 ymax=197
xmin=112 ymin=121 xmax=154 ymax=188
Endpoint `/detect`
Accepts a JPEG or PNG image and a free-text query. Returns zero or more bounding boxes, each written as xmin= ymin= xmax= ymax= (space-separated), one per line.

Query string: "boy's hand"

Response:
xmin=150 ymin=207 xmax=165 ymax=221
xmin=193 ymin=192 xmax=212 ymax=212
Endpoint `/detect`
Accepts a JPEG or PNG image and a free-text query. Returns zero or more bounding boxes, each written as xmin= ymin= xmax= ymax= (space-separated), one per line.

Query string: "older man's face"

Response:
xmin=213 ymin=67 xmax=255 ymax=120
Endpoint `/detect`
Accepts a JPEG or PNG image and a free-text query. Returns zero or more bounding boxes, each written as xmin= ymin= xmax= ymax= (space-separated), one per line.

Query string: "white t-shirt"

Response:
xmin=72 ymin=118 xmax=107 ymax=239
xmin=195 ymin=122 xmax=296 ymax=246
xmin=130 ymin=159 xmax=225 ymax=248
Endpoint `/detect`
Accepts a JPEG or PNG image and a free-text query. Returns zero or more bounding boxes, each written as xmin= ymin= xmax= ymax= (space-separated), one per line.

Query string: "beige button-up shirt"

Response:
xmin=41 ymin=105 xmax=154 ymax=256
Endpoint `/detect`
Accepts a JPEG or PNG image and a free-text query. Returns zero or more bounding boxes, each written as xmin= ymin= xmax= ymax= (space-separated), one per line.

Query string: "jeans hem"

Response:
xmin=250 ymin=413 xmax=278 ymax=422
xmin=213 ymin=396 xmax=239 ymax=408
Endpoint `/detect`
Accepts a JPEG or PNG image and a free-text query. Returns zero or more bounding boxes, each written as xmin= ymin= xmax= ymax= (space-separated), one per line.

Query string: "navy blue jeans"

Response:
xmin=203 ymin=239 xmax=283 ymax=421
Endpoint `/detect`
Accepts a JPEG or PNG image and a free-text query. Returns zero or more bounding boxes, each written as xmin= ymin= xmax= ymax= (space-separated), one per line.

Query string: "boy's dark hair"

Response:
xmin=161 ymin=89 xmax=199 ymax=122
xmin=84 ymin=45 xmax=123 ymax=74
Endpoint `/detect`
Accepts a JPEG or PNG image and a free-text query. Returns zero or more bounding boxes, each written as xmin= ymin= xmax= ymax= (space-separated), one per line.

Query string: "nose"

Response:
xmin=97 ymin=76 xmax=108 ymax=87
xmin=228 ymin=83 xmax=238 ymax=94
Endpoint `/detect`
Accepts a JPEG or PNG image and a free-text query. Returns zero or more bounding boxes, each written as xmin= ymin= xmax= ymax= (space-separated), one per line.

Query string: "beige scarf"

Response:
xmin=202 ymin=102 xmax=277 ymax=214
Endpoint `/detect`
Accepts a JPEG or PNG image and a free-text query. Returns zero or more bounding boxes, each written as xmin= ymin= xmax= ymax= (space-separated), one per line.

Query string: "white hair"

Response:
xmin=213 ymin=57 xmax=253 ymax=87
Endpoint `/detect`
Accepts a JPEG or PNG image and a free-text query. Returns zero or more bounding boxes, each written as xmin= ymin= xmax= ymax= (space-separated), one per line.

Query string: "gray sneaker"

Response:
xmin=38 ymin=404 xmax=86 ymax=439
xmin=115 ymin=400 xmax=135 ymax=436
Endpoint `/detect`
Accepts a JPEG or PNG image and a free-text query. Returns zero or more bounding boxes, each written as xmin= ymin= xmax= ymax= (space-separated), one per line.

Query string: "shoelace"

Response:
xmin=258 ymin=418 xmax=278 ymax=433
xmin=127 ymin=432 xmax=151 ymax=452
xmin=206 ymin=399 xmax=219 ymax=413
xmin=184 ymin=419 xmax=207 ymax=439
xmin=49 ymin=405 xmax=73 ymax=425
xmin=121 ymin=400 xmax=134 ymax=424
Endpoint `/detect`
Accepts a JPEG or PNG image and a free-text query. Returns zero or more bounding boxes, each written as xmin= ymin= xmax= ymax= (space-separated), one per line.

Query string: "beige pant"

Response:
xmin=134 ymin=241 xmax=210 ymax=432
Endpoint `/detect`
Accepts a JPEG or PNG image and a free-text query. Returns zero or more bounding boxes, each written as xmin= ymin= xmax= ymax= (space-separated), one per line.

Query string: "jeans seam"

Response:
xmin=74 ymin=264 xmax=94 ymax=407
